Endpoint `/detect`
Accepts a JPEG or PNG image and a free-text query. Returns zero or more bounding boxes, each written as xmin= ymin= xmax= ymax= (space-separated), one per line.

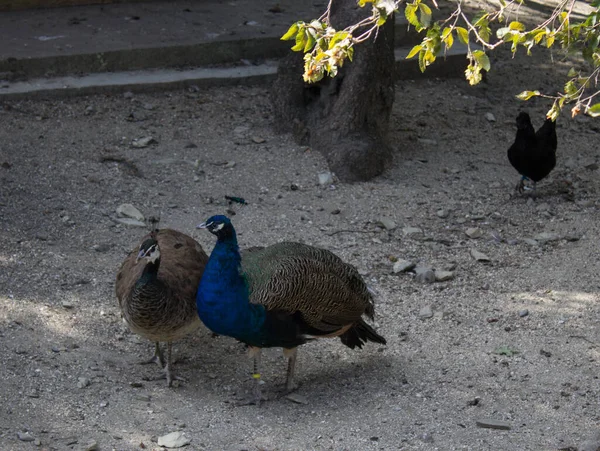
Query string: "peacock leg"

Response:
xmin=165 ymin=342 xmax=174 ymax=387
xmin=140 ymin=342 xmax=165 ymax=368
xmin=251 ymin=347 xmax=263 ymax=405
xmin=283 ymin=348 xmax=298 ymax=392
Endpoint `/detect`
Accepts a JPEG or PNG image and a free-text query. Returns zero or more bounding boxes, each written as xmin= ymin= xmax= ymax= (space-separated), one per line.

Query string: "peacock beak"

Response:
xmin=196 ymin=222 xmax=207 ymax=229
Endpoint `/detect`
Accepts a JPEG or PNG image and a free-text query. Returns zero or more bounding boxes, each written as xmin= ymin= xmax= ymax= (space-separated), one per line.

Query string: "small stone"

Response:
xmin=418 ymin=305 xmax=434 ymax=319
xmin=485 ymin=112 xmax=496 ymax=122
xmin=290 ymin=184 xmax=299 ymax=191
xmin=131 ymin=136 xmax=156 ymax=148
xmin=130 ymin=382 xmax=144 ymax=388
xmin=93 ymin=243 xmax=112 ymax=253
xmin=470 ymin=249 xmax=490 ymax=262
xmin=436 ymin=209 xmax=449 ymax=218
xmin=415 ymin=267 xmax=435 ymax=284
xmin=318 ymin=172 xmax=334 ymax=185
xmin=576 ymin=199 xmax=593 ymax=208
xmin=84 ymin=440 xmax=99 ymax=451
xmin=77 ymin=377 xmax=90 ymax=389
xmin=465 ymin=227 xmax=483 ymax=239
xmin=142 ymin=103 xmax=155 ymax=111
xmin=61 ymin=301 xmax=74 ymax=309
xmin=135 ymin=394 xmax=151 ymax=402
xmin=393 ymin=260 xmax=415 ymax=274
xmin=252 ymin=136 xmax=266 ymax=143
xmin=123 ymin=91 xmax=134 ymax=99
xmin=224 ymin=161 xmax=236 ymax=168
xmin=114 ymin=217 xmax=146 ymax=227
xmin=34 ymin=438 xmax=41 ymax=446
xmin=475 ymin=419 xmax=511 ymax=430
xmin=518 ymin=309 xmax=529 ymax=318
xmin=535 ymin=202 xmax=551 ymax=212
xmin=157 ymin=431 xmax=191 ymax=448
xmin=84 ymin=105 xmax=96 ymax=115
xmin=330 ymin=209 xmax=341 ymax=215
xmin=17 ymin=432 xmax=35 ymax=442
xmin=184 ymin=142 xmax=198 ymax=149
xmin=522 ymin=238 xmax=538 ymax=246
xmin=116 ymin=204 xmax=145 ymax=222
xmin=534 ymin=232 xmax=561 ymax=243
xmin=434 ymin=270 xmax=455 ymax=282
xmin=420 ymin=433 xmax=434 ymax=443
xmin=403 ymin=227 xmax=423 ymax=238
xmin=565 ymin=234 xmax=580 ymax=242
xmin=379 ymin=218 xmax=397 ymax=230
xmin=286 ymin=393 xmax=308 ymax=404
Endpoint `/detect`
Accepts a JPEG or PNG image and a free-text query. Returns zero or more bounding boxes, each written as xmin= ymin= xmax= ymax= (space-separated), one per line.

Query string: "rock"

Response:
xmin=135 ymin=394 xmax=151 ymax=402
xmin=34 ymin=438 xmax=41 ymax=446
xmin=535 ymin=202 xmax=551 ymax=212
xmin=435 ymin=270 xmax=455 ymax=282
xmin=157 ymin=431 xmax=191 ymax=448
xmin=330 ymin=209 xmax=341 ymax=215
xmin=465 ymin=227 xmax=483 ymax=239
xmin=184 ymin=142 xmax=198 ymax=149
xmin=415 ymin=267 xmax=435 ymax=284
xmin=534 ymin=232 xmax=561 ymax=243
xmin=518 ymin=309 xmax=529 ymax=317
xmin=436 ymin=209 xmax=449 ymax=218
xmin=403 ymin=227 xmax=423 ymax=239
xmin=393 ymin=260 xmax=415 ymax=274
xmin=475 ymin=419 xmax=511 ymax=430
xmin=114 ymin=217 xmax=146 ymax=227
xmin=77 ymin=377 xmax=90 ymax=389
xmin=131 ymin=136 xmax=156 ymax=148
xmin=379 ymin=218 xmax=397 ymax=230
xmin=418 ymin=305 xmax=434 ymax=319
xmin=564 ymin=157 xmax=577 ymax=169
xmin=576 ymin=199 xmax=594 ymax=208
xmin=142 ymin=103 xmax=155 ymax=111
xmin=565 ymin=234 xmax=581 ymax=242
xmin=252 ymin=136 xmax=266 ymax=143
xmin=470 ymin=249 xmax=490 ymax=262
xmin=116 ymin=204 xmax=145 ymax=222
xmin=17 ymin=432 xmax=35 ymax=442
xmin=93 ymin=244 xmax=112 ymax=253
xmin=123 ymin=91 xmax=134 ymax=99
xmin=224 ymin=161 xmax=236 ymax=168
xmin=83 ymin=440 xmax=99 ymax=450
xmin=84 ymin=105 xmax=96 ymax=115
xmin=61 ymin=301 xmax=74 ymax=309
xmin=485 ymin=112 xmax=496 ymax=122
xmin=286 ymin=393 xmax=308 ymax=404
xmin=318 ymin=172 xmax=334 ymax=185
xmin=522 ymin=238 xmax=538 ymax=246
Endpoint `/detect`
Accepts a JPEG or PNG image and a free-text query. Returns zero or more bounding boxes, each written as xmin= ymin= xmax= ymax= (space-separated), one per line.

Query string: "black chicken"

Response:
xmin=507 ymin=112 xmax=557 ymax=194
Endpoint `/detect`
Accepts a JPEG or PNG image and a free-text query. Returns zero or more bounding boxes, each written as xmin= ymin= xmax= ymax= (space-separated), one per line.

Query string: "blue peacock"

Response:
xmin=195 ymin=215 xmax=386 ymax=404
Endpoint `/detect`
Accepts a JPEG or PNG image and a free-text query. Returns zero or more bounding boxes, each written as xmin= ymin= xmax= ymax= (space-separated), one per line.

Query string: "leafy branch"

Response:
xmin=281 ymin=0 xmax=600 ymax=119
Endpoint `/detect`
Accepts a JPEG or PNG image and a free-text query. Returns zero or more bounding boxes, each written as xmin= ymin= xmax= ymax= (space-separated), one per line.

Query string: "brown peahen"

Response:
xmin=195 ymin=215 xmax=386 ymax=404
xmin=116 ymin=228 xmax=208 ymax=386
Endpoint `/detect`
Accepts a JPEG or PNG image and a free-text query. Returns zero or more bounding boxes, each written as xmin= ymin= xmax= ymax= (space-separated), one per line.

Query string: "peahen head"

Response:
xmin=197 ymin=215 xmax=235 ymax=241
xmin=136 ymin=237 xmax=160 ymax=264
xmin=516 ymin=112 xmax=532 ymax=130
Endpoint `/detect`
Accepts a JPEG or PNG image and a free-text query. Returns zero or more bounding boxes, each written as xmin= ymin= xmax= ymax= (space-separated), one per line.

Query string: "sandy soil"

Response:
xmin=1 ymin=31 xmax=600 ymax=451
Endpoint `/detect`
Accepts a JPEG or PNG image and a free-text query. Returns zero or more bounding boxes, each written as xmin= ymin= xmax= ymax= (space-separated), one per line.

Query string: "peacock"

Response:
xmin=507 ymin=112 xmax=557 ymax=194
xmin=116 ymin=228 xmax=208 ymax=386
xmin=195 ymin=215 xmax=386 ymax=404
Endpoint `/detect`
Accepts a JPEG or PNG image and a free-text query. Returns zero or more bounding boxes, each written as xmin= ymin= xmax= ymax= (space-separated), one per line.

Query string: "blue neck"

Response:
xmin=196 ymin=231 xmax=266 ymax=344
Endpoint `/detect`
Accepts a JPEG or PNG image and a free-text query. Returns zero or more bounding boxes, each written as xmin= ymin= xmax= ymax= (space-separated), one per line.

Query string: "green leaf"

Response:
xmin=496 ymin=27 xmax=510 ymax=39
xmin=564 ymin=80 xmax=578 ymax=96
xmin=472 ymin=50 xmax=490 ymax=71
xmin=303 ymin=33 xmax=316 ymax=53
xmin=405 ymin=3 xmax=420 ymax=28
xmin=515 ymin=90 xmax=540 ymax=100
xmin=442 ymin=27 xmax=454 ymax=49
xmin=406 ymin=44 xmax=423 ymax=59
xmin=418 ymin=50 xmax=426 ymax=72
xmin=358 ymin=0 xmax=374 ymax=6
xmin=291 ymin=31 xmax=307 ymax=52
xmin=494 ymin=346 xmax=519 ymax=357
xmin=567 ymin=67 xmax=578 ymax=77
xmin=588 ymin=103 xmax=600 ymax=117
xmin=281 ymin=22 xmax=300 ymax=41
xmin=509 ymin=21 xmax=526 ymax=32
xmin=456 ymin=27 xmax=469 ymax=45
xmin=419 ymin=3 xmax=432 ymax=28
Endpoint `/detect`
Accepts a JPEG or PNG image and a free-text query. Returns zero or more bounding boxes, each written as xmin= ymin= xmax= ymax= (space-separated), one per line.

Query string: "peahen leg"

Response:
xmin=283 ymin=348 xmax=298 ymax=392
xmin=140 ymin=342 xmax=165 ymax=368
xmin=165 ymin=342 xmax=174 ymax=387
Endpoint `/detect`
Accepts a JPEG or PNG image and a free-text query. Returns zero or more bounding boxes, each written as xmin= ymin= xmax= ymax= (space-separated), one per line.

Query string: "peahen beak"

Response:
xmin=135 ymin=248 xmax=146 ymax=263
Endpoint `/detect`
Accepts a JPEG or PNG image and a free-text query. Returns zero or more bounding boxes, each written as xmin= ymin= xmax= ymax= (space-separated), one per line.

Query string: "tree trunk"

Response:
xmin=270 ymin=0 xmax=395 ymax=182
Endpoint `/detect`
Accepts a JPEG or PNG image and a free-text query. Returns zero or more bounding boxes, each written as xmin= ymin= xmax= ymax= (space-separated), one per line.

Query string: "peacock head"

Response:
xmin=197 ymin=215 xmax=235 ymax=240
xmin=516 ymin=112 xmax=532 ymax=130
xmin=136 ymin=238 xmax=161 ymax=264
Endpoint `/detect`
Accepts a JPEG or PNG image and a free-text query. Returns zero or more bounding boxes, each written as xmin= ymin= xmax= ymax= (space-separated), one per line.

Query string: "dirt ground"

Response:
xmin=1 ymin=24 xmax=600 ymax=451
